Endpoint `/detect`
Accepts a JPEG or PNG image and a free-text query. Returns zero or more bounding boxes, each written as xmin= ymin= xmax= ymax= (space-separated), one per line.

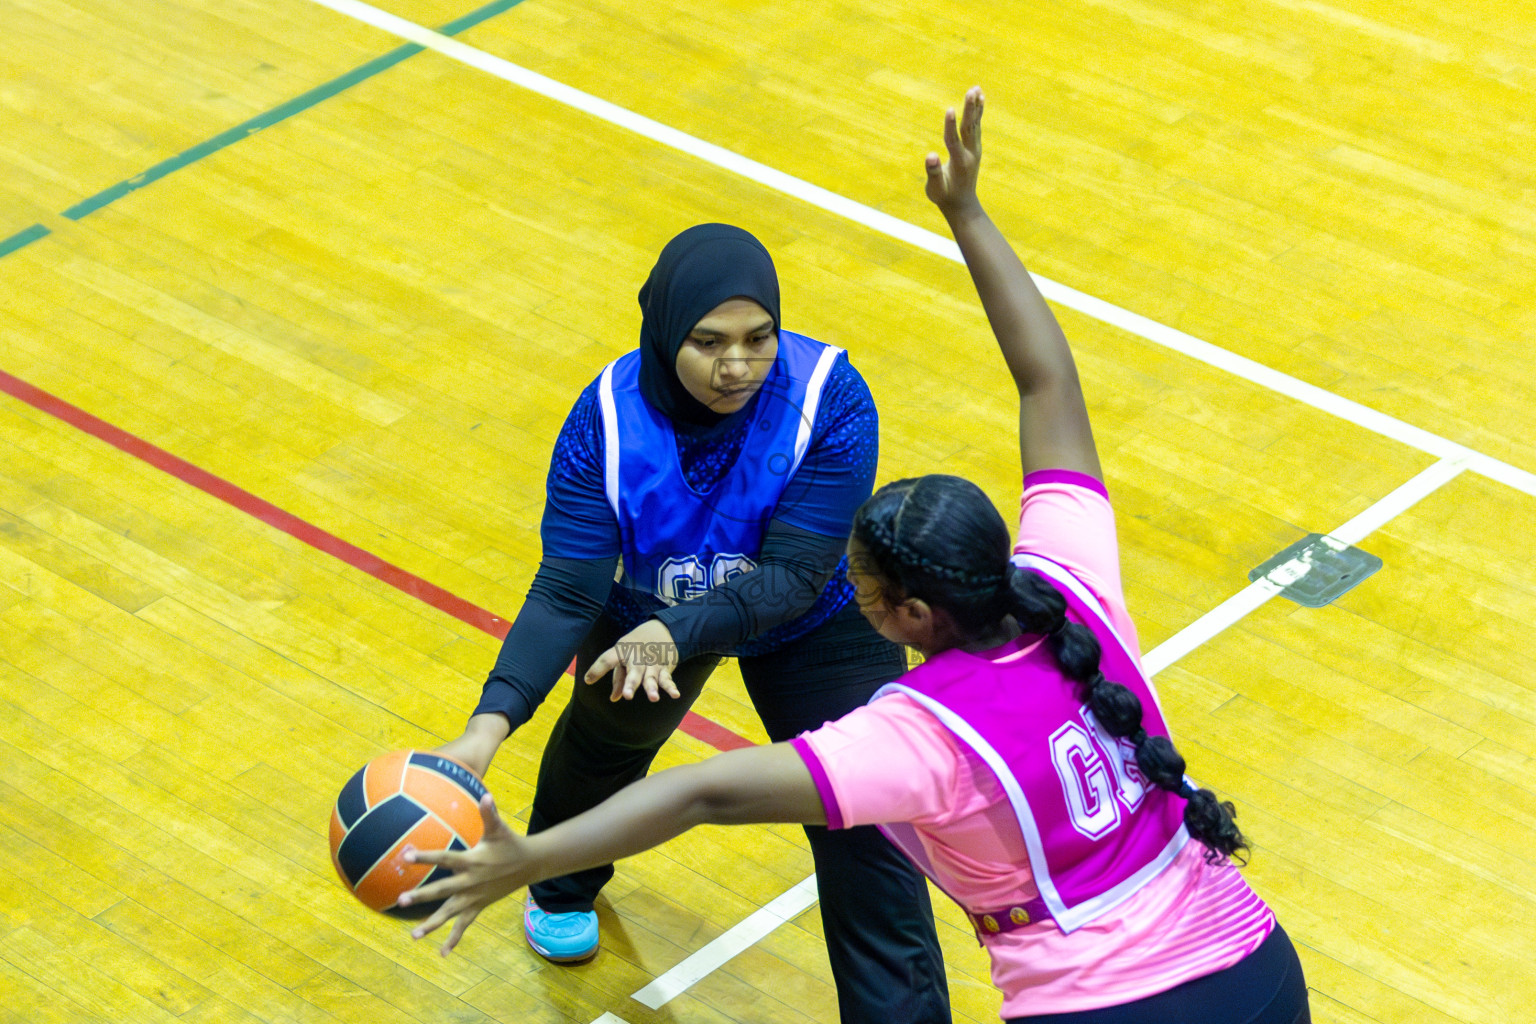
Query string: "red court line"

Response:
xmin=0 ymin=367 xmax=753 ymax=752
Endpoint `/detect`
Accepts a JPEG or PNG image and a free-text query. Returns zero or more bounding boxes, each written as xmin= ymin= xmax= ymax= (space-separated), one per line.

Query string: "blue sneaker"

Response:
xmin=523 ymin=894 xmax=599 ymax=962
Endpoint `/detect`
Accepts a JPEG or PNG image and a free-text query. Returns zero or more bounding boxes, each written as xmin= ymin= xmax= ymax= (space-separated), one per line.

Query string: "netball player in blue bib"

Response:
xmin=435 ymin=225 xmax=949 ymax=1023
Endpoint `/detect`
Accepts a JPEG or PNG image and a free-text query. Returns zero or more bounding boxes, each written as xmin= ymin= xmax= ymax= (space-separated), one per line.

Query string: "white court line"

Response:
xmin=303 ymin=0 xmax=1536 ymax=500
xmin=1141 ymin=456 xmax=1468 ymax=675
xmin=590 ymin=1014 xmax=633 ymax=1024
xmin=630 ymin=874 xmax=819 ymax=1009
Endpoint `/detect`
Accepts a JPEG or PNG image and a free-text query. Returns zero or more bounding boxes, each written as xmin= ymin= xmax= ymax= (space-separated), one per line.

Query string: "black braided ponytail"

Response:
xmin=853 ymin=474 xmax=1248 ymax=865
xmin=1004 ymin=567 xmax=1248 ymax=863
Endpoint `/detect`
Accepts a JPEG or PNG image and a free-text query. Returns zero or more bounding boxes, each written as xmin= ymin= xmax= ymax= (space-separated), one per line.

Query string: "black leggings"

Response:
xmin=1007 ymin=924 xmax=1311 ymax=1024
xmin=526 ymin=602 xmax=950 ymax=1024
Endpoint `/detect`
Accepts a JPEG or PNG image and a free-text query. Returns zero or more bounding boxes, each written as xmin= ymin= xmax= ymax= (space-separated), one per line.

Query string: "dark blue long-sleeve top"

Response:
xmin=474 ymin=352 xmax=881 ymax=729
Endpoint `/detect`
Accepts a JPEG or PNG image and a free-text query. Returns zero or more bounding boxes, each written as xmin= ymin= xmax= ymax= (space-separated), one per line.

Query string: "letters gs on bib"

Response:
xmin=1050 ymin=708 xmax=1150 ymax=841
xmin=658 ymin=553 xmax=757 ymax=605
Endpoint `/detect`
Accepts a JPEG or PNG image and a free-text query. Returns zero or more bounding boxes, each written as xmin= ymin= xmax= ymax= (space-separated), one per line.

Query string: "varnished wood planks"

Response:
xmin=2 ymin=0 xmax=1533 ymax=1021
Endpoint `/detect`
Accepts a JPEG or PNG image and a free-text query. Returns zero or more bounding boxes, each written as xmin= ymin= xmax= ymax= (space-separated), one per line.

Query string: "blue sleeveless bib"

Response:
xmin=597 ymin=331 xmax=843 ymax=605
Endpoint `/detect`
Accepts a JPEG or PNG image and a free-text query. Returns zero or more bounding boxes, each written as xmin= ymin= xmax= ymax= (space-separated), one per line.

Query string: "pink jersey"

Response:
xmin=792 ymin=471 xmax=1274 ymax=1018
xmin=872 ymin=550 xmax=1193 ymax=934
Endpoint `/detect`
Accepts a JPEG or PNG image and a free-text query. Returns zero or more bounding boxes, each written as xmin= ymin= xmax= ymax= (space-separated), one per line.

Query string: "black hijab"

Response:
xmin=637 ymin=224 xmax=781 ymax=429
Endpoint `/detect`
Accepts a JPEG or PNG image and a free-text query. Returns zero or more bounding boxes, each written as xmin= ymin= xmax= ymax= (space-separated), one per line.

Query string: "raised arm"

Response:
xmin=926 ymin=88 xmax=1102 ymax=482
xmin=398 ymin=742 xmax=825 ymax=954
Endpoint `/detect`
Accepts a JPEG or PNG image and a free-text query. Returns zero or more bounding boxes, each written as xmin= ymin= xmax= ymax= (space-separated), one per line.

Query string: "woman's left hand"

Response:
xmin=585 ymin=619 xmax=682 ymax=702
xmin=399 ymin=794 xmax=530 ymax=955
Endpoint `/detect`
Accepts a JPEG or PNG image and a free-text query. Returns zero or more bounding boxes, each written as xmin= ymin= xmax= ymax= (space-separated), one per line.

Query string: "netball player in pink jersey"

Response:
xmin=400 ymin=88 xmax=1311 ymax=1023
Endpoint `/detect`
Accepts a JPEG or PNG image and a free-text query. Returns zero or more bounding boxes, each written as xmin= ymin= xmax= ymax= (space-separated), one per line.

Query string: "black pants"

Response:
xmin=527 ymin=602 xmax=951 ymax=1024
xmin=1007 ymin=924 xmax=1311 ymax=1024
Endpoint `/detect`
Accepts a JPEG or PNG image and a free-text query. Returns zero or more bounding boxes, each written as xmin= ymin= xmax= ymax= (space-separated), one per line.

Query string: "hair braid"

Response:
xmin=1007 ymin=566 xmax=1247 ymax=864
xmin=853 ymin=475 xmax=1249 ymax=865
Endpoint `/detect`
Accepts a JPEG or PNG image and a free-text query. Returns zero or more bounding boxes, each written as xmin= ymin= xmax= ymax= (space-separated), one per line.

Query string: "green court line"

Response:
xmin=18 ymin=0 xmax=524 ymax=226
xmin=0 ymin=224 xmax=50 ymax=258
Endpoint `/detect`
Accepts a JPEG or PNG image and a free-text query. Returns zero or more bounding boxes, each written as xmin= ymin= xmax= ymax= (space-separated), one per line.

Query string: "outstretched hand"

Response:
xmin=398 ymin=793 xmax=533 ymax=955
xmin=925 ymin=86 xmax=984 ymax=216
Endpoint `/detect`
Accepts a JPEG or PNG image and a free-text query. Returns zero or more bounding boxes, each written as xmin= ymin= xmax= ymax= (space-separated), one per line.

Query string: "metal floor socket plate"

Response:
xmin=1248 ymin=533 xmax=1383 ymax=608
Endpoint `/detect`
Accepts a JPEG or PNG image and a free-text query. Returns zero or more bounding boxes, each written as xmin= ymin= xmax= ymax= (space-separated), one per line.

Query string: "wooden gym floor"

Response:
xmin=1 ymin=1 xmax=1532 ymax=1021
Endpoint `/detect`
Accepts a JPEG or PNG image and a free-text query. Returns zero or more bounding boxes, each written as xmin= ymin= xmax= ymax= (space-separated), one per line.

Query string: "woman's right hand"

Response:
xmin=924 ymin=86 xmax=984 ymax=217
xmin=433 ymin=713 xmax=511 ymax=781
